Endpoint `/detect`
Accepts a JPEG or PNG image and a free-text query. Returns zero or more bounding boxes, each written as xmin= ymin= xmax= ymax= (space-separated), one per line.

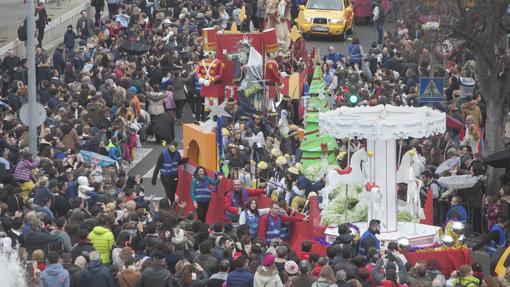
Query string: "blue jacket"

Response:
xmin=226 ymin=268 xmax=253 ymax=287
xmin=445 ymin=205 xmax=468 ymax=225
xmin=39 ymin=263 xmax=70 ymax=287
xmin=359 ymin=230 xmax=380 ymax=257
xmin=488 ymin=224 xmax=506 ymax=255
xmin=34 ymin=186 xmax=53 ymax=206
xmin=347 ymin=44 xmax=363 ymax=64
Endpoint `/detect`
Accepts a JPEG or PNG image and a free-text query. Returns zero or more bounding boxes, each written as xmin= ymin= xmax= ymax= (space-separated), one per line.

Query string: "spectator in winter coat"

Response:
xmin=35 ymin=2 xmax=48 ymax=48
xmin=71 ymin=228 xmax=95 ymax=262
xmin=80 ymin=251 xmax=115 ymax=287
xmin=254 ymin=254 xmax=285 ymax=287
xmin=140 ymin=252 xmax=174 ymax=287
xmin=76 ymin=10 xmax=94 ymax=41
xmin=461 ymin=97 xmax=483 ymax=127
xmin=25 ymin=221 xmax=54 ymax=259
xmin=63 ymin=25 xmax=77 ymax=58
xmin=51 ymin=217 xmax=73 ymax=253
xmin=226 ymin=255 xmax=254 ymax=287
xmin=194 ymin=240 xmax=219 ymax=276
xmin=87 ymin=213 xmax=115 ymax=264
xmin=39 ymin=251 xmax=70 ymax=287
xmin=61 ymin=253 xmax=83 ymax=287
xmin=53 ymin=46 xmax=66 ymax=75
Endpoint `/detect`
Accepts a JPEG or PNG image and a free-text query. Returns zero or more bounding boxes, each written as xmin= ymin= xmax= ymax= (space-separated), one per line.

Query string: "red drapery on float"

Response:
xmin=404 ymin=248 xmax=472 ymax=276
xmin=175 ymin=163 xmax=328 ymax=255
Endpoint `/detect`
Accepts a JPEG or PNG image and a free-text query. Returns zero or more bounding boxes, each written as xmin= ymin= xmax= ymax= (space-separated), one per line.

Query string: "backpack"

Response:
xmin=18 ymin=24 xmax=27 ymax=41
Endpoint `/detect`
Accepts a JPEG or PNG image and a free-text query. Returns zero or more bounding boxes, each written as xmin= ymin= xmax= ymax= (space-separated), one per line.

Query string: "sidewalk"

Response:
xmin=0 ymin=0 xmax=89 ymax=47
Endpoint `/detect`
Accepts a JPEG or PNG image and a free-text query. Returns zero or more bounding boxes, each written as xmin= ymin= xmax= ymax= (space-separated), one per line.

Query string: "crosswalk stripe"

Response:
xmin=131 ymin=148 xmax=153 ymax=166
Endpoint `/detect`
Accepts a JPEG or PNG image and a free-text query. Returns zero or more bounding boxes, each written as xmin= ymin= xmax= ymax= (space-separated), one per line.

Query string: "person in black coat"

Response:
xmin=53 ymin=46 xmax=66 ymax=75
xmin=64 ymin=25 xmax=77 ymax=59
xmin=91 ymin=0 xmax=106 ymax=27
xmin=80 ymin=251 xmax=115 ymax=287
xmin=24 ymin=221 xmax=54 ymax=257
xmin=35 ymin=2 xmax=48 ymax=48
xmin=7 ymin=217 xmax=25 ymax=249
xmin=52 ymin=182 xmax=72 ymax=218
xmin=71 ymin=229 xmax=96 ymax=262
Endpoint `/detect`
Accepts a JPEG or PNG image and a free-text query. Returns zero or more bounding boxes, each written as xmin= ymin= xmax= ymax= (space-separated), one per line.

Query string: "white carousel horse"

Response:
xmin=278 ymin=109 xmax=290 ymax=138
xmin=396 ymin=149 xmax=424 ymax=220
xmin=319 ymin=148 xmax=370 ymax=209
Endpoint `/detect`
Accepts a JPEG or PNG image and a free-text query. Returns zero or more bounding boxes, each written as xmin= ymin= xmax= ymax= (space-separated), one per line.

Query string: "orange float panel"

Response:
xmin=183 ymin=124 xmax=218 ymax=171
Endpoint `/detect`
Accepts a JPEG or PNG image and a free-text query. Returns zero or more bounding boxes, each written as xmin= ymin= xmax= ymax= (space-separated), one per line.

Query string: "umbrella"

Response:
xmin=446 ymin=114 xmax=464 ymax=129
xmin=437 ymin=175 xmax=479 ymax=189
xmin=79 ymin=150 xmax=116 ymax=168
xmin=435 ymin=156 xmax=460 ymax=175
xmin=484 ymin=149 xmax=510 ymax=168
xmin=120 ymin=36 xmax=151 ymax=55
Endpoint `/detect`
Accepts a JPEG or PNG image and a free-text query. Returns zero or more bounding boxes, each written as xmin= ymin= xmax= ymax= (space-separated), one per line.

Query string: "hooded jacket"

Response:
xmin=88 ymin=226 xmax=114 ymax=264
xmin=461 ymin=101 xmax=482 ymax=126
xmin=39 ymin=263 xmax=70 ymax=287
xmin=147 ymin=91 xmax=166 ymax=115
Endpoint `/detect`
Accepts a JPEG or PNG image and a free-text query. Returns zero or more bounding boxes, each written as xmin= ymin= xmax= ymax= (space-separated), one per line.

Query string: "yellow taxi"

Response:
xmin=299 ymin=0 xmax=354 ymax=40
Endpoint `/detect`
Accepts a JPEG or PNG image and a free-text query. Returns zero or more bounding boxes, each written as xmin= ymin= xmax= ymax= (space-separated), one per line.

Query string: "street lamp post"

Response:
xmin=422 ymin=21 xmax=440 ymax=77
xmin=26 ymin=0 xmax=38 ymax=155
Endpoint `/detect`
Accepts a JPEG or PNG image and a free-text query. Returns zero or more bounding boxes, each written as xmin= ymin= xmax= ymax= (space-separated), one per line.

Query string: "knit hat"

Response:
xmin=284 ymin=261 xmax=299 ymax=275
xmin=262 ymin=254 xmax=275 ymax=267
xmin=276 ymin=156 xmax=287 ymax=165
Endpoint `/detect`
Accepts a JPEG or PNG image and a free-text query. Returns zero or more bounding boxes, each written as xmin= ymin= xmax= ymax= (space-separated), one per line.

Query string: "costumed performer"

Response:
xmin=224 ymin=179 xmax=265 ymax=223
xmin=258 ymin=202 xmax=308 ymax=243
xmin=191 ymin=166 xmax=223 ymax=222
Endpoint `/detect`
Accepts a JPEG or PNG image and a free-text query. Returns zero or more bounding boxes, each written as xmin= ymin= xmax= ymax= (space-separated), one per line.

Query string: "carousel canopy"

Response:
xmin=318 ymin=105 xmax=446 ymax=140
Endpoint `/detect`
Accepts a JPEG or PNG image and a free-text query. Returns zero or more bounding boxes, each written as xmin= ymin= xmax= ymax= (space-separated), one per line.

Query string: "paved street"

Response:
xmin=0 ymin=0 xmax=88 ymax=46
xmin=131 ymin=22 xmax=490 ymax=271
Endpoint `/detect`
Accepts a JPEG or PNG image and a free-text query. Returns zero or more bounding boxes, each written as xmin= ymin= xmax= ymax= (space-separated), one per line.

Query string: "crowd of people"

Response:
xmin=0 ymin=0 xmax=509 ymax=286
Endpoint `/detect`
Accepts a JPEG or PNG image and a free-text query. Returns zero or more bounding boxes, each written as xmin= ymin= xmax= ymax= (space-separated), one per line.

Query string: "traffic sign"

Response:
xmin=419 ymin=77 xmax=444 ymax=103
xmin=19 ymin=103 xmax=46 ymax=127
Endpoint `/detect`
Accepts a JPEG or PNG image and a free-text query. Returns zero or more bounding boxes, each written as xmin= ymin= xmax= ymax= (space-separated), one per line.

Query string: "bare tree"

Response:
xmin=438 ymin=1 xmax=510 ymax=192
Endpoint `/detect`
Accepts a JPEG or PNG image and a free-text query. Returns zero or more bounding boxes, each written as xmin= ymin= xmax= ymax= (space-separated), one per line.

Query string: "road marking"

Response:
xmin=131 ymin=148 xmax=153 ymax=166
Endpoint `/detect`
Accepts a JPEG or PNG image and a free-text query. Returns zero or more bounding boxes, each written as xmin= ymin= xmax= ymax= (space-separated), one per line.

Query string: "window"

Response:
xmin=306 ymin=0 xmax=344 ymax=11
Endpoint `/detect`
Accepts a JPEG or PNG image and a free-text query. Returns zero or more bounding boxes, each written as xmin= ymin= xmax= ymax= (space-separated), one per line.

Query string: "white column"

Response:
xmin=367 ymin=139 xmax=398 ymax=233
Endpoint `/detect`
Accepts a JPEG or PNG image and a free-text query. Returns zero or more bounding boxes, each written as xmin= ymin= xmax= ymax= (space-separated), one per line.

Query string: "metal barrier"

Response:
xmin=0 ymin=1 xmax=93 ymax=59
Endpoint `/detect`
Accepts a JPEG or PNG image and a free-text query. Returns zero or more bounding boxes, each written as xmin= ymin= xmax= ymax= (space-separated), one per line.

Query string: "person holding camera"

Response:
xmin=373 ymin=247 xmax=408 ymax=286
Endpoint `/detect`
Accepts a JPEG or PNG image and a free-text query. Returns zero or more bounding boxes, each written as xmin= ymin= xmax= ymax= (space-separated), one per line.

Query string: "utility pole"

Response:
xmin=26 ymin=0 xmax=38 ymax=155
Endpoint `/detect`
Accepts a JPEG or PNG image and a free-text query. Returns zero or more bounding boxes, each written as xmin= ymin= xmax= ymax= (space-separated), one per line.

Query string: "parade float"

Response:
xmin=317 ymin=105 xmax=446 ymax=245
xmin=300 ymin=65 xmax=337 ymax=169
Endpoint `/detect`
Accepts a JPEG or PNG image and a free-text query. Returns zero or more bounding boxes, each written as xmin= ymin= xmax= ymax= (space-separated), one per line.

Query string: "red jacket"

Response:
xmin=257 ymin=212 xmax=302 ymax=242
xmin=224 ymin=188 xmax=265 ymax=215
